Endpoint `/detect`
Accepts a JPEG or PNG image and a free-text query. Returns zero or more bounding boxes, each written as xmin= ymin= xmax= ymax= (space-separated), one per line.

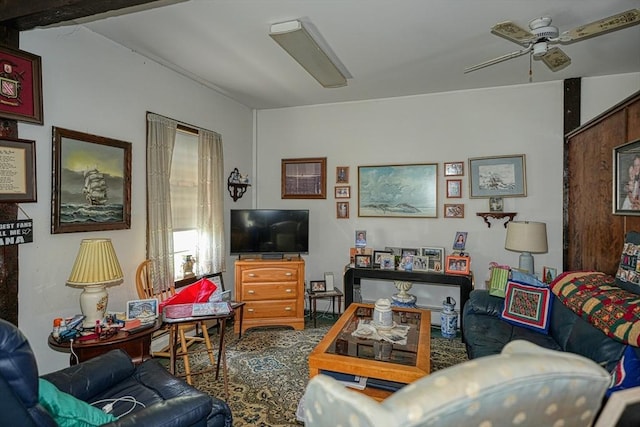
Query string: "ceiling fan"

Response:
xmin=465 ymin=8 xmax=640 ymax=73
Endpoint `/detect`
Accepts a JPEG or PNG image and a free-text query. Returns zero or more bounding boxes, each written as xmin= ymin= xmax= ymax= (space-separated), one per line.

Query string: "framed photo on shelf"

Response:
xmin=401 ymin=248 xmax=418 ymax=256
xmin=281 ymin=157 xmax=327 ymax=199
xmin=310 ymin=280 xmax=327 ymax=293
xmin=444 ymin=203 xmax=464 ymax=218
xmin=373 ymin=250 xmax=392 ymax=267
xmin=489 ymin=196 xmax=504 ymax=212
xmin=358 ymin=163 xmax=438 ymax=218
xmin=0 ymin=138 xmax=36 ymax=202
xmin=126 ymin=298 xmax=159 ymax=320
xmin=446 ymin=179 xmax=462 ymax=198
xmin=336 ymin=166 xmax=349 ymax=183
xmin=444 ymin=161 xmax=464 ymax=176
xmin=445 ymin=255 xmax=470 ymax=275
xmin=355 ymin=254 xmax=372 ymax=268
xmin=469 ymin=154 xmax=526 ymax=198
xmin=0 ymin=45 xmax=43 ymax=124
xmin=614 ymin=138 xmax=640 ymax=214
xmin=385 ymin=247 xmax=403 ymax=256
xmin=335 ymin=185 xmax=350 ymax=198
xmin=379 ymin=253 xmax=395 ymax=270
xmin=420 ymin=246 xmax=445 ymax=272
xmin=453 ymin=231 xmax=468 ymax=251
xmin=337 ymin=201 xmax=349 ymax=218
xmin=51 ymin=127 xmax=132 ymax=234
xmin=413 ymin=255 xmax=429 ymax=271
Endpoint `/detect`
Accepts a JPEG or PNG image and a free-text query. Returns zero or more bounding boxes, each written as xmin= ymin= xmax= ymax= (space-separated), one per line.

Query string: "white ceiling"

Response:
xmin=69 ymin=0 xmax=640 ymax=110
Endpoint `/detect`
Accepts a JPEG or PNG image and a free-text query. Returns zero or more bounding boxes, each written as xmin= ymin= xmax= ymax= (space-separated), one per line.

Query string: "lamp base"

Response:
xmin=79 ymin=285 xmax=108 ymax=328
xmin=518 ymin=252 xmax=534 ymax=275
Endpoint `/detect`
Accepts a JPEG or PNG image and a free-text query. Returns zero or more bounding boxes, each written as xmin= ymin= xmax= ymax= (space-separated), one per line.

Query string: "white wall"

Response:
xmin=17 ymin=26 xmax=254 ymax=374
xmin=255 ymin=73 xmax=640 ymax=315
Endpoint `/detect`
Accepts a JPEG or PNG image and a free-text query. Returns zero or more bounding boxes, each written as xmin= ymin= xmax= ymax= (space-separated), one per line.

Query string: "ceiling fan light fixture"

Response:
xmin=532 ymin=41 xmax=548 ymax=58
xmin=269 ymin=20 xmax=347 ymax=88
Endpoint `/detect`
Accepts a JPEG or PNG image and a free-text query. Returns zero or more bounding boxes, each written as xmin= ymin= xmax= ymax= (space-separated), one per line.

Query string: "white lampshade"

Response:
xmin=505 ymin=221 xmax=548 ymax=274
xmin=67 ymin=238 xmax=124 ymax=328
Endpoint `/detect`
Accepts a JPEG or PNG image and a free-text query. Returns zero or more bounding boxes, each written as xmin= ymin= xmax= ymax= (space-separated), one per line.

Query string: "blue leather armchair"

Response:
xmin=0 ymin=318 xmax=232 ymax=427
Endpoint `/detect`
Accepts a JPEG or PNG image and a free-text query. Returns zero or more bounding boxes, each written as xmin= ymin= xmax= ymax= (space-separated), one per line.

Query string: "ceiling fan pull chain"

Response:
xmin=529 ymin=53 xmax=533 ymax=83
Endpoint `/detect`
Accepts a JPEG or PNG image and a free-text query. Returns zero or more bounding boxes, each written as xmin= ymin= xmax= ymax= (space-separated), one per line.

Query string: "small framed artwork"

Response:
xmin=336 ymin=166 xmax=349 ymax=183
xmin=444 ymin=161 xmax=464 ymax=176
xmin=446 ymin=179 xmax=462 ymax=198
xmin=613 ymin=138 xmax=640 ymax=214
xmin=335 ymin=185 xmax=350 ymax=198
xmin=379 ymin=253 xmax=395 ymax=270
xmin=401 ymin=248 xmax=418 ymax=256
xmin=469 ymin=154 xmax=526 ymax=198
xmin=337 ymin=201 xmax=349 ymax=218
xmin=0 ymin=45 xmax=43 ymax=124
xmin=310 ymin=280 xmax=327 ymax=293
xmin=52 ymin=127 xmax=132 ymax=234
xmin=453 ymin=231 xmax=468 ymax=251
xmin=0 ymin=138 xmax=37 ymax=202
xmin=413 ymin=255 xmax=429 ymax=271
xmin=445 ymin=255 xmax=471 ymax=275
xmin=373 ymin=250 xmax=392 ymax=267
xmin=444 ymin=203 xmax=465 ymax=218
xmin=542 ymin=267 xmax=558 ymax=284
xmin=489 ymin=196 xmax=504 ymax=212
xmin=126 ymin=298 xmax=159 ymax=320
xmin=281 ymin=157 xmax=327 ymax=199
xmin=355 ymin=254 xmax=372 ymax=268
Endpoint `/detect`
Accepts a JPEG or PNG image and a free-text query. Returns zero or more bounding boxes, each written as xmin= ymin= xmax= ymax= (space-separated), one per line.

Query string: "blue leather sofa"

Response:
xmin=0 ymin=318 xmax=232 ymax=427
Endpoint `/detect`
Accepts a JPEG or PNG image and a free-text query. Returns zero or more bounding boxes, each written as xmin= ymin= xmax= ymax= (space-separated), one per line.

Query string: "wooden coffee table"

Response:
xmin=309 ymin=303 xmax=430 ymax=400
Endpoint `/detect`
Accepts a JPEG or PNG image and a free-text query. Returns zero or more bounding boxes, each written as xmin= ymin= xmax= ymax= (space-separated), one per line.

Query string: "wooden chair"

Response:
xmin=135 ymin=260 xmax=216 ymax=385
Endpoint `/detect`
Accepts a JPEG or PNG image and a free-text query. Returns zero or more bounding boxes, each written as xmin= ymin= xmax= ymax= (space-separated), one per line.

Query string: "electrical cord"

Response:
xmin=90 ymin=396 xmax=146 ymax=417
xmin=69 ymin=339 xmax=78 ymax=365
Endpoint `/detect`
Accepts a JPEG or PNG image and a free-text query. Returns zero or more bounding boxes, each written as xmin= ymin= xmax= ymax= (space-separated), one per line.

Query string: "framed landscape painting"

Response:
xmin=358 ymin=163 xmax=438 ymax=217
xmin=51 ymin=127 xmax=132 ymax=234
xmin=469 ymin=154 xmax=526 ymax=198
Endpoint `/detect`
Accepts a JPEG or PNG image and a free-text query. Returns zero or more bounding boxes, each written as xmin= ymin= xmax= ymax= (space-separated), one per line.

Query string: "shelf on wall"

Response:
xmin=476 ymin=212 xmax=517 ymax=228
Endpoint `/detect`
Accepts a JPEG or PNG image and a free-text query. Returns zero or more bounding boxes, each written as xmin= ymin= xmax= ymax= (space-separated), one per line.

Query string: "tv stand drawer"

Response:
xmin=240 ymin=266 xmax=299 ymax=283
xmin=244 ymin=301 xmax=299 ymax=319
xmin=241 ymin=283 xmax=298 ymax=300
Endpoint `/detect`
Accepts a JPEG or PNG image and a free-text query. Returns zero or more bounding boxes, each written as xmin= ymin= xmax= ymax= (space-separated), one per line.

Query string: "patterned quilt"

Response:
xmin=551 ymin=271 xmax=640 ymax=347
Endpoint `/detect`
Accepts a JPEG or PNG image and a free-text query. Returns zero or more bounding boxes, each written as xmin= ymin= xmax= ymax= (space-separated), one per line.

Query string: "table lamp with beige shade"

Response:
xmin=505 ymin=221 xmax=548 ymax=275
xmin=66 ymin=238 xmax=123 ymax=328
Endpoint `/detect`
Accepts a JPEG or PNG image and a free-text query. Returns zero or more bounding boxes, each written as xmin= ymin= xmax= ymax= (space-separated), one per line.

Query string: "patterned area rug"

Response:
xmin=172 ymin=318 xmax=468 ymax=426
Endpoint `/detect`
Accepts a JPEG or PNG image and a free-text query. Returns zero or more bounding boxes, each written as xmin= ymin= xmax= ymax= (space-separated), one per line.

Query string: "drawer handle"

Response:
xmin=248 ymin=308 xmax=254 ymax=312
xmin=285 ymin=289 xmax=292 ymax=293
xmin=284 ymin=307 xmax=292 ymax=311
xmin=248 ymin=273 xmax=256 ymax=277
xmin=248 ymin=290 xmax=255 ymax=294
xmin=285 ymin=272 xmax=292 ymax=276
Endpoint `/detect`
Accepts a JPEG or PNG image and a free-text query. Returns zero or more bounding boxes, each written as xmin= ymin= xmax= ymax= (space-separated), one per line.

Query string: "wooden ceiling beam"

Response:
xmin=0 ymin=0 xmax=163 ymax=31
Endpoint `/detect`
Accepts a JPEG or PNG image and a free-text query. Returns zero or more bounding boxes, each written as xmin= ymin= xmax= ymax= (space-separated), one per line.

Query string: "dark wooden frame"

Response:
xmin=336 ymin=166 xmax=349 ymax=183
xmin=444 ymin=203 xmax=465 ymax=218
xmin=51 ymin=127 xmax=132 ymax=234
xmin=0 ymin=45 xmax=43 ymax=124
xmin=0 ymin=138 xmax=36 ymax=202
xmin=335 ymin=185 xmax=350 ymax=198
xmin=337 ymin=201 xmax=349 ymax=218
xmin=446 ymin=179 xmax=462 ymax=198
xmin=310 ymin=280 xmax=327 ymax=293
xmin=281 ymin=157 xmax=327 ymax=199
xmin=444 ymin=161 xmax=464 ymax=176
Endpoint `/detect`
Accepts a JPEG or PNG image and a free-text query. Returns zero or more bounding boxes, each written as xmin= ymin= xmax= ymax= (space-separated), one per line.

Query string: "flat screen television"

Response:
xmin=230 ymin=209 xmax=309 ymax=255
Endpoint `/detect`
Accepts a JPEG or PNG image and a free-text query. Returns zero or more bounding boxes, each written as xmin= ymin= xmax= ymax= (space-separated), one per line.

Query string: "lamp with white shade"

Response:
xmin=66 ymin=238 xmax=124 ymax=328
xmin=504 ymin=221 xmax=548 ymax=275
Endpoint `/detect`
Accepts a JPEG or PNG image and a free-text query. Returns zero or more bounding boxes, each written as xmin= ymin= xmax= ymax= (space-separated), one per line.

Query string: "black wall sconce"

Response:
xmin=227 ymin=168 xmax=250 ymax=202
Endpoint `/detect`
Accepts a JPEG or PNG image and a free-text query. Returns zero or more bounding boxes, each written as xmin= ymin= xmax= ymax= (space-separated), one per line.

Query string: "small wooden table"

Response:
xmin=48 ymin=320 xmax=162 ymax=365
xmin=309 ymin=303 xmax=430 ymax=401
xmin=307 ymin=289 xmax=343 ymax=327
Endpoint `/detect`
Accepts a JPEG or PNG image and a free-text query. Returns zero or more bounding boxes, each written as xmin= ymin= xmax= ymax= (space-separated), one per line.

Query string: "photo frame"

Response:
xmin=310 ymin=280 xmax=327 ymax=293
xmin=445 ymin=255 xmax=471 ymax=275
xmin=0 ymin=138 xmax=36 ymax=202
xmin=420 ymin=246 xmax=445 ymax=272
xmin=412 ymin=255 xmax=429 ymax=271
xmin=335 ymin=185 xmax=350 ymax=198
xmin=402 ymin=248 xmax=418 ymax=256
xmin=453 ymin=231 xmax=468 ymax=251
xmin=336 ymin=166 xmax=349 ymax=183
xmin=542 ymin=266 xmax=558 ymax=284
xmin=126 ymin=298 xmax=159 ymax=320
xmin=469 ymin=154 xmax=526 ymax=198
xmin=373 ymin=250 xmax=392 ymax=267
xmin=489 ymin=196 xmax=504 ymax=212
xmin=385 ymin=246 xmax=403 ymax=256
xmin=613 ymin=138 xmax=640 ymax=215
xmin=281 ymin=157 xmax=327 ymax=199
xmin=355 ymin=254 xmax=372 ymax=268
xmin=52 ymin=127 xmax=132 ymax=234
xmin=337 ymin=201 xmax=349 ymax=218
xmin=444 ymin=161 xmax=464 ymax=176
xmin=446 ymin=179 xmax=462 ymax=198
xmin=444 ymin=203 xmax=464 ymax=218
xmin=0 ymin=46 xmax=43 ymax=124
xmin=379 ymin=253 xmax=395 ymax=270
xmin=358 ymin=163 xmax=438 ymax=217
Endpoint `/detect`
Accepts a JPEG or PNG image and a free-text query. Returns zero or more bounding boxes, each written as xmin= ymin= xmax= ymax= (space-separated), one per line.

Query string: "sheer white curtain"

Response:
xmin=196 ymin=130 xmax=225 ymax=275
xmin=146 ymin=113 xmax=177 ymax=292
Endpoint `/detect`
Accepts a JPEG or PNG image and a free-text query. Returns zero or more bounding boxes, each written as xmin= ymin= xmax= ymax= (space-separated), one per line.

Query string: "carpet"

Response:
xmin=174 ymin=318 xmax=468 ymax=427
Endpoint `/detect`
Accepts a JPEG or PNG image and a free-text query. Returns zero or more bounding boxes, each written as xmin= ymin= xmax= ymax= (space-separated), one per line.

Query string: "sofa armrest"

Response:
xmin=107 ymin=395 xmax=215 ymax=427
xmin=464 ymin=289 xmax=504 ymax=317
xmin=41 ymin=349 xmax=135 ymax=401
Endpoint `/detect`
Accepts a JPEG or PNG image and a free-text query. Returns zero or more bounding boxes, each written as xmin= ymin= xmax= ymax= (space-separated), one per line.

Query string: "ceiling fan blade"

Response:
xmin=560 ymin=8 xmax=640 ymax=42
xmin=464 ymin=45 xmax=533 ymax=73
xmin=492 ymin=21 xmax=536 ymax=45
xmin=540 ymin=47 xmax=571 ymax=71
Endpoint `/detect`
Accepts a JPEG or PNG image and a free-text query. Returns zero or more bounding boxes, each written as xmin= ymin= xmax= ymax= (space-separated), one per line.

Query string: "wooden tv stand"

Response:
xmin=234 ymin=257 xmax=305 ymax=334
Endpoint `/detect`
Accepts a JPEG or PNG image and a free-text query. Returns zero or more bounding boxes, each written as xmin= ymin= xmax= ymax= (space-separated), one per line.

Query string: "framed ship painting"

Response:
xmin=51 ymin=127 xmax=131 ymax=234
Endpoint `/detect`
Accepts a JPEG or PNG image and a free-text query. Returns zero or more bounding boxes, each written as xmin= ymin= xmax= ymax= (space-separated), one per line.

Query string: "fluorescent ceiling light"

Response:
xmin=270 ymin=20 xmax=347 ymax=88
